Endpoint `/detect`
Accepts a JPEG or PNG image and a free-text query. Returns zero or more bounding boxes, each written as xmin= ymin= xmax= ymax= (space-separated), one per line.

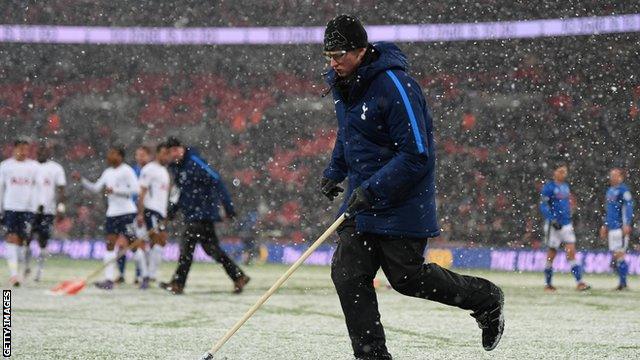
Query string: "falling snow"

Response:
xmin=1 ymin=2 xmax=640 ymax=359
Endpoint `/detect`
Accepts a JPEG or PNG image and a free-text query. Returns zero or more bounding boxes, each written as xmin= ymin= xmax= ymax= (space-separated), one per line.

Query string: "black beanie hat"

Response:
xmin=165 ymin=136 xmax=182 ymax=148
xmin=324 ymin=15 xmax=368 ymax=52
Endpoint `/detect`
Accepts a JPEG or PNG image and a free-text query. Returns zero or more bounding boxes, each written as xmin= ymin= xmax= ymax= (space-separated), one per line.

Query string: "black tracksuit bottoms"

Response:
xmin=331 ymin=220 xmax=500 ymax=359
xmin=171 ymin=220 xmax=244 ymax=287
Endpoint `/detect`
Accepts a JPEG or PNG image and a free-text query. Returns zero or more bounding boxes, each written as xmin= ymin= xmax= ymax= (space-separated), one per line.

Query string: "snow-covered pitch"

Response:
xmin=14 ymin=258 xmax=639 ymax=359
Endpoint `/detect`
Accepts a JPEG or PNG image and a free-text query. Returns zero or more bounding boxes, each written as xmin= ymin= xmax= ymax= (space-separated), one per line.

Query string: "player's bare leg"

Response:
xmin=95 ymin=234 xmax=119 ymax=290
xmin=544 ymin=248 xmax=557 ymax=291
xmin=5 ymin=234 xmax=24 ymax=287
xmin=564 ymin=243 xmax=590 ymax=291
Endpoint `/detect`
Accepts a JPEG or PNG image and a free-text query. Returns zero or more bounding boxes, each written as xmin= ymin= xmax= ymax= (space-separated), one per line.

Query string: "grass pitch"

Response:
xmin=10 ymin=257 xmax=640 ymax=359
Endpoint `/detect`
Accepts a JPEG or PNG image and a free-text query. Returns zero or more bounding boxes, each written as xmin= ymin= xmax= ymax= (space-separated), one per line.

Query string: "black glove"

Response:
xmin=550 ymin=220 xmax=562 ymax=230
xmin=226 ymin=208 xmax=237 ymax=220
xmin=345 ymin=187 xmax=372 ymax=219
xmin=167 ymin=203 xmax=179 ymax=221
xmin=320 ymin=177 xmax=344 ymax=201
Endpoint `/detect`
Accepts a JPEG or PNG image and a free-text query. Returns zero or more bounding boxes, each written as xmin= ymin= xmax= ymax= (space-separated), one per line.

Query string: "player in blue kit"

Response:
xmin=539 ymin=165 xmax=590 ymax=291
xmin=600 ymin=168 xmax=634 ymax=290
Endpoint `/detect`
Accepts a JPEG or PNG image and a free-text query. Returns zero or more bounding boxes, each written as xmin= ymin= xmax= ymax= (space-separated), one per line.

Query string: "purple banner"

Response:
xmin=1 ymin=240 xmax=638 ymax=275
xmin=281 ymin=245 xmax=333 ymax=266
xmin=0 ymin=239 xmax=227 ymax=263
xmin=0 ymin=14 xmax=638 ymax=45
xmin=489 ymin=249 xmax=640 ymax=274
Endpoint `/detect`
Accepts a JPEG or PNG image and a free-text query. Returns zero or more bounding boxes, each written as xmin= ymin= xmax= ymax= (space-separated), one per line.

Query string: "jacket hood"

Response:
xmin=325 ymin=42 xmax=408 ymax=85
xmin=173 ymin=147 xmax=200 ymax=168
xmin=185 ymin=147 xmax=200 ymax=158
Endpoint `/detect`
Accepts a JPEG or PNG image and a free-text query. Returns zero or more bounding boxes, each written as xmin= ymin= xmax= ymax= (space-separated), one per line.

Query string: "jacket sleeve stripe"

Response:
xmin=385 ymin=70 xmax=426 ymax=154
xmin=189 ymin=154 xmax=221 ymax=180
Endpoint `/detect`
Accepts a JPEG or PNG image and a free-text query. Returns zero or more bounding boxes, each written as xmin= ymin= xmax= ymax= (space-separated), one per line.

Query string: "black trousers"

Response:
xmin=331 ymin=220 xmax=500 ymax=359
xmin=171 ymin=221 xmax=244 ymax=287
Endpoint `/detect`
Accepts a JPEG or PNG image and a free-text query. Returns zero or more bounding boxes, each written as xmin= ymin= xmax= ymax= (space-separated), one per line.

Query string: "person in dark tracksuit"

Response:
xmin=319 ymin=15 xmax=505 ymax=359
xmin=159 ymin=137 xmax=250 ymax=295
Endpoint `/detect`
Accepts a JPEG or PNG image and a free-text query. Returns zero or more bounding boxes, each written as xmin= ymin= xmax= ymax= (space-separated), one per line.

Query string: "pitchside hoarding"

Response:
xmin=1 ymin=240 xmax=638 ymax=275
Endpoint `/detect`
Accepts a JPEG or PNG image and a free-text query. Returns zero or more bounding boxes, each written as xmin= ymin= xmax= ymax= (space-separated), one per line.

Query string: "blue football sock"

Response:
xmin=117 ymin=255 xmax=126 ymax=276
xmin=571 ymin=264 xmax=583 ymax=282
xmin=617 ymin=260 xmax=628 ymax=286
xmin=544 ymin=267 xmax=553 ymax=286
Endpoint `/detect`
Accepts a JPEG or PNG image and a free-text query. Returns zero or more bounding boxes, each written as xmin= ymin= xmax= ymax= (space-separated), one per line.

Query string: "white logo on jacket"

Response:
xmin=361 ymin=103 xmax=368 ymax=120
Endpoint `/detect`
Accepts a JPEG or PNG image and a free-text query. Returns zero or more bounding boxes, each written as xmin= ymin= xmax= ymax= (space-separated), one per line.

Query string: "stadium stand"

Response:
xmin=0 ymin=3 xmax=639 ymax=248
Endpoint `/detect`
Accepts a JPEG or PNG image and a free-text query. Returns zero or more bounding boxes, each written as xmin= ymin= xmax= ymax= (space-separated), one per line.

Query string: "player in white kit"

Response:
xmin=0 ymin=139 xmax=39 ymax=287
xmin=27 ymin=144 xmax=66 ymax=281
xmin=73 ymin=146 xmax=148 ymax=290
xmin=117 ymin=145 xmax=152 ymax=284
xmin=136 ymin=143 xmax=171 ymax=283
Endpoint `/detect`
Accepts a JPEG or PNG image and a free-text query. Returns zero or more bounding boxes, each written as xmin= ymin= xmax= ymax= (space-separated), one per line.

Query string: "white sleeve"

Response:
xmin=169 ymin=184 xmax=180 ymax=204
xmin=81 ymin=172 xmax=105 ymax=193
xmin=56 ymin=165 xmax=67 ymax=187
xmin=138 ymin=167 xmax=150 ymax=189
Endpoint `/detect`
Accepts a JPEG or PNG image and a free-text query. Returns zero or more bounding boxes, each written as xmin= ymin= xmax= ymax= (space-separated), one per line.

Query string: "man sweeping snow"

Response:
xmin=320 ymin=15 xmax=505 ymax=359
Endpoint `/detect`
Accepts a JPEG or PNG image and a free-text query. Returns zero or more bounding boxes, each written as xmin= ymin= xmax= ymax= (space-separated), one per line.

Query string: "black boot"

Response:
xmin=159 ymin=280 xmax=184 ymax=295
xmin=471 ymin=284 xmax=504 ymax=351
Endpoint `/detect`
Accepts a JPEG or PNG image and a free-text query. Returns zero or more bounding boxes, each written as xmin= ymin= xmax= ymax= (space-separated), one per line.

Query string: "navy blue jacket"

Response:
xmin=323 ymin=42 xmax=439 ymax=238
xmin=169 ymin=147 xmax=235 ymax=222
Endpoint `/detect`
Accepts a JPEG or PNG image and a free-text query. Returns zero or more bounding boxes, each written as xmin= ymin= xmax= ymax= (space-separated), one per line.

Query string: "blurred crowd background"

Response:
xmin=1 ymin=1 xmax=639 ymax=248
